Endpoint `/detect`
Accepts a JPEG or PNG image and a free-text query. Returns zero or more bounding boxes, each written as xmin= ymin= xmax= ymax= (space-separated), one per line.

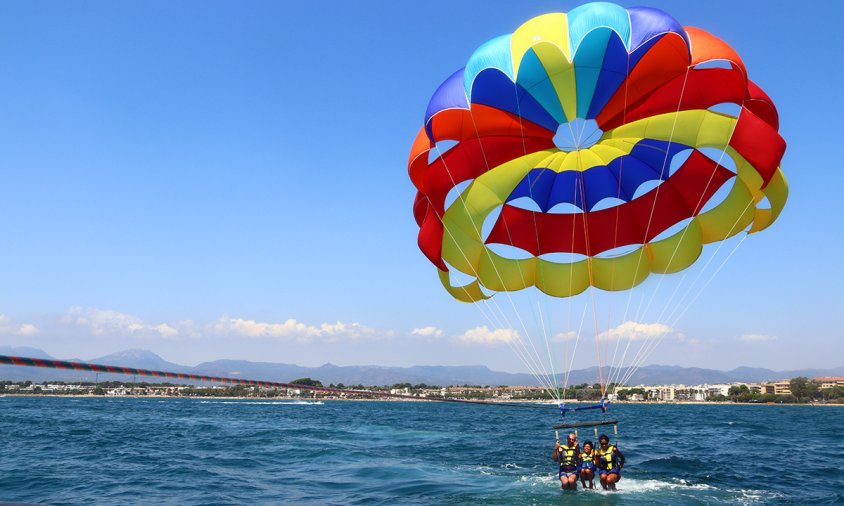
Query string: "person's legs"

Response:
xmin=606 ymin=471 xmax=620 ymax=490
xmin=581 ymin=469 xmax=594 ymax=489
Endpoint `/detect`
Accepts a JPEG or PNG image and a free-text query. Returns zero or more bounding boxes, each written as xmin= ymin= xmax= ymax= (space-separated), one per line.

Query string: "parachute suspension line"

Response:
xmin=632 ymin=67 xmax=692 ymax=322
xmin=659 ymin=197 xmax=757 ymax=327
xmin=605 ymin=51 xmax=634 ymax=394
xmin=628 ymin=239 xmax=752 ymax=382
xmin=637 ymin=98 xmax=746 ymax=325
xmin=667 ymin=234 xmax=749 ymax=328
xmin=422 ymin=194 xmax=554 ymax=392
xmin=564 ymin=297 xmax=590 ymax=396
xmin=651 ymin=113 xmax=748 ymax=327
xmin=619 ymin=220 xmax=752 ymax=388
xmin=617 ymin=233 xmax=751 ymax=387
xmin=453 ymin=117 xmax=556 ymax=390
xmin=605 ymin=138 xmax=663 ymax=393
xmin=619 ymin=94 xmax=749 ymax=391
xmin=422 ymin=155 xmax=558 ymax=399
xmin=536 ymin=299 xmax=560 ymax=397
xmin=590 ymin=287 xmax=606 ymax=398
xmin=0 ymin=355 xmax=559 ymax=409
xmin=512 ymin=80 xmax=561 ymax=399
xmin=457 ymin=109 xmax=562 ymax=400
xmin=483 ymin=184 xmax=560 ymax=398
xmin=606 ymin=66 xmax=691 ymax=392
xmin=574 ymin=140 xmax=607 ymax=398
xmin=418 ymin=197 xmax=540 ymax=379
xmin=561 ymin=169 xmax=582 ymax=397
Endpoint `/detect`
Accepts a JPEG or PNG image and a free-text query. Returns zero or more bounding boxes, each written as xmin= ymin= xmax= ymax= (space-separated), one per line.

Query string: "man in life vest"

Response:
xmin=579 ymin=440 xmax=597 ymax=489
xmin=553 ymin=433 xmax=581 ymax=490
xmin=596 ymin=434 xmax=625 ymax=490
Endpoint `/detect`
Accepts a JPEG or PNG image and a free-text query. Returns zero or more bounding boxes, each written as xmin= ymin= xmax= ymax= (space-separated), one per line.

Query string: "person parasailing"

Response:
xmin=579 ymin=440 xmax=597 ymax=489
xmin=596 ymin=434 xmax=625 ymax=490
xmin=553 ymin=433 xmax=581 ymax=490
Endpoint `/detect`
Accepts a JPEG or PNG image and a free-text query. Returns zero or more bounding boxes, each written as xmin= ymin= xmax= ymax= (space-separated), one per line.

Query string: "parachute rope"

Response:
xmin=616 ymin=208 xmax=754 ymax=388
xmin=0 ymin=355 xmax=558 ymax=410
xmin=460 ymin=77 xmax=563 ymax=400
xmin=431 ymin=191 xmax=559 ymax=396
xmin=615 ymin=190 xmax=757 ymax=389
xmin=603 ymin=50 xmax=633 ymax=397
xmin=605 ymin=59 xmax=693 ymax=394
xmin=609 ymin=65 xmax=694 ymax=392
xmin=425 ymin=161 xmax=560 ymax=398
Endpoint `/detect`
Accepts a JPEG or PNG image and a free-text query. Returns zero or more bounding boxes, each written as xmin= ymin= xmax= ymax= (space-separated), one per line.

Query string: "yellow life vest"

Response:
xmin=597 ymin=444 xmax=617 ymax=470
xmin=558 ymin=444 xmax=579 ymax=471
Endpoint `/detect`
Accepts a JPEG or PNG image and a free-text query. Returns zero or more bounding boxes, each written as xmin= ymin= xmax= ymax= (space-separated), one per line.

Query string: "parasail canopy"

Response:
xmin=409 ymin=2 xmax=786 ymax=303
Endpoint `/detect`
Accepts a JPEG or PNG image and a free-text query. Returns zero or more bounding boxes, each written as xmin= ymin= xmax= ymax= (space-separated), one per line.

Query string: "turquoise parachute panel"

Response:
xmin=464 ymin=34 xmax=514 ymax=98
xmin=568 ymin=1 xmax=631 ymax=53
xmin=574 ymin=29 xmax=611 ymax=118
xmin=516 ymin=48 xmax=568 ymax=124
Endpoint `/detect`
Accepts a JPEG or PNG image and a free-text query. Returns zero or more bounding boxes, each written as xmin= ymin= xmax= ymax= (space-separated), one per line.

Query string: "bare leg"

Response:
xmin=581 ymin=470 xmax=594 ymax=489
xmin=606 ymin=472 xmax=620 ymax=490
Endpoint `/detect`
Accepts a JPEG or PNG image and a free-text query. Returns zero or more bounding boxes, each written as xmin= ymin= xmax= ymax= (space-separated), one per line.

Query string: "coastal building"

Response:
xmin=647 ymin=385 xmax=676 ymax=401
xmin=706 ymin=384 xmax=732 ymax=397
xmin=815 ymin=377 xmax=844 ymax=389
xmin=759 ymin=381 xmax=792 ymax=395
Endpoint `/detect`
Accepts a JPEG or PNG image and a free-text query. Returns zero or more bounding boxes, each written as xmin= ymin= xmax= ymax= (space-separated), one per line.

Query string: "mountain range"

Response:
xmin=1 ymin=347 xmax=842 ymax=386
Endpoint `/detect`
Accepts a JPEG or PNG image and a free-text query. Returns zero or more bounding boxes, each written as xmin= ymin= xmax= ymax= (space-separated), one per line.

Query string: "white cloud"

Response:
xmin=317 ymin=321 xmax=391 ymax=342
xmin=214 ymin=317 xmax=319 ymax=341
xmin=739 ymin=333 xmax=775 ymax=342
xmin=67 ymin=307 xmax=181 ymax=339
xmin=58 ymin=308 xmax=389 ymax=344
xmin=0 ymin=314 xmax=40 ymax=336
xmin=214 ymin=317 xmax=390 ymax=343
xmin=17 ymin=323 xmax=39 ymax=336
xmin=411 ymin=326 xmax=444 ymax=339
xmin=552 ymin=330 xmax=579 ymax=342
xmin=153 ymin=323 xmax=180 ymax=338
xmin=456 ymin=326 xmax=519 ymax=345
xmin=599 ymin=321 xmax=674 ymax=342
xmin=68 ymin=307 xmax=143 ymax=336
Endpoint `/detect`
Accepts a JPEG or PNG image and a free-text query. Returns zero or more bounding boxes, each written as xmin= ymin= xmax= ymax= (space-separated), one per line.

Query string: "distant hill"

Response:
xmin=1 ymin=347 xmax=842 ymax=386
xmin=92 ymin=349 xmax=189 ymax=372
xmin=0 ymin=346 xmax=55 ymax=360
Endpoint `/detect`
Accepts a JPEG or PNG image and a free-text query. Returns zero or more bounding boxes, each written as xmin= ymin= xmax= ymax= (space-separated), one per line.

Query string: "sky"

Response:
xmin=0 ymin=0 xmax=841 ymax=376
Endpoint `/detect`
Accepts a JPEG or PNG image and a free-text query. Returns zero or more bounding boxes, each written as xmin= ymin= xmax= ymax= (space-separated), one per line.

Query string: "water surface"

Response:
xmin=1 ymin=397 xmax=841 ymax=504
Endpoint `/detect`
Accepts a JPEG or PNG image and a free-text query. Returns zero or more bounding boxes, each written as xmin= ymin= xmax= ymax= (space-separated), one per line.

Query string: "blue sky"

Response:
xmin=0 ymin=1 xmax=841 ymax=375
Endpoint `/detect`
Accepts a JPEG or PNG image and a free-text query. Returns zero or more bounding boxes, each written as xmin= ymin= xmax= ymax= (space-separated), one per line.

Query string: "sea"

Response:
xmin=1 ymin=397 xmax=842 ymax=505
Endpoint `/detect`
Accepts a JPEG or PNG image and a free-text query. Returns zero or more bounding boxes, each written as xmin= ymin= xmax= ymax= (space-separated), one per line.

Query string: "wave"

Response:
xmin=614 ymin=477 xmax=715 ymax=493
xmin=514 ymin=473 xmax=783 ymax=503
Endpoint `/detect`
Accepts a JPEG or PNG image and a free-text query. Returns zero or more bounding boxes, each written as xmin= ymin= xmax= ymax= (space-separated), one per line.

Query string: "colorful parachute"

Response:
xmin=409 ymin=2 xmax=787 ymax=303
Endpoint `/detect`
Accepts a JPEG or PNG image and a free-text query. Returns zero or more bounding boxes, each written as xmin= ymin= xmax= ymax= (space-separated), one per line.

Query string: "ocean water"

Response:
xmin=1 ymin=397 xmax=842 ymax=505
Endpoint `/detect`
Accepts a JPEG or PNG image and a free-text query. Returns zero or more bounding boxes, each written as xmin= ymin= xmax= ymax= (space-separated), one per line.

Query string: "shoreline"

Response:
xmin=2 ymin=394 xmax=841 ymax=406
